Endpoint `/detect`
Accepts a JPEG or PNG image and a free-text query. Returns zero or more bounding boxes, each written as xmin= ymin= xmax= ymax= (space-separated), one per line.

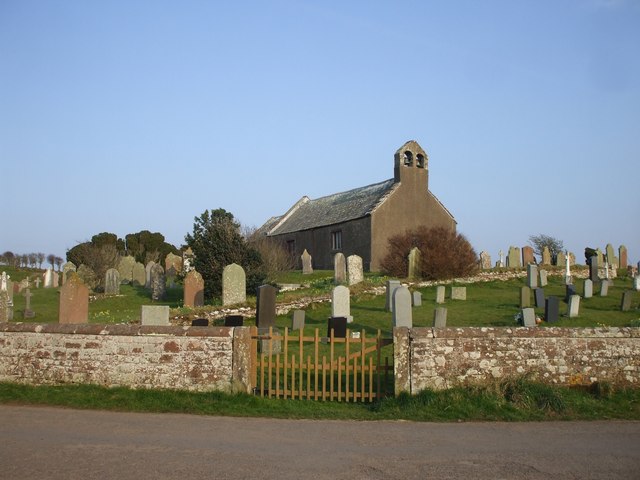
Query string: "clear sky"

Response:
xmin=1 ymin=0 xmax=639 ymax=266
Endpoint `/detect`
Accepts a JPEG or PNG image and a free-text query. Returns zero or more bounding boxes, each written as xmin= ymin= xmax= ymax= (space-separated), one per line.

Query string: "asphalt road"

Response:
xmin=1 ymin=405 xmax=639 ymax=480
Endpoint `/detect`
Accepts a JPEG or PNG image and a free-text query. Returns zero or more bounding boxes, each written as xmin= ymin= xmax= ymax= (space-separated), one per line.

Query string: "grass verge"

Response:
xmin=2 ymin=380 xmax=639 ymax=421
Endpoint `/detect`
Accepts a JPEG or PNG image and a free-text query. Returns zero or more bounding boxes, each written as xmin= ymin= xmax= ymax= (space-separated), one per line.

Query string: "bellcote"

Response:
xmin=393 ymin=140 xmax=429 ymax=185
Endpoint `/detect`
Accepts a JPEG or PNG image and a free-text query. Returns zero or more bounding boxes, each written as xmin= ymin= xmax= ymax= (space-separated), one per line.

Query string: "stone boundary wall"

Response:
xmin=394 ymin=327 xmax=640 ymax=393
xmin=0 ymin=323 xmax=253 ymax=393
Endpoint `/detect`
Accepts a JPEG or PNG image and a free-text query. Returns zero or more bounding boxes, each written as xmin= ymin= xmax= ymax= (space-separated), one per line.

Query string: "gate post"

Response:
xmin=231 ymin=326 xmax=255 ymax=393
xmin=393 ymin=327 xmax=410 ymax=396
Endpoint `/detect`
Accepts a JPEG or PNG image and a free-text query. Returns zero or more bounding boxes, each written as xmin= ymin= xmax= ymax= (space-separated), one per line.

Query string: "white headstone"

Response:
xmin=392 ymin=286 xmax=412 ymax=328
xmin=331 ymin=285 xmax=352 ymax=323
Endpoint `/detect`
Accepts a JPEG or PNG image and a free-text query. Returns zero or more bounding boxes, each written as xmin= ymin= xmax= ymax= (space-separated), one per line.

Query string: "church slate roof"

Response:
xmin=266 ymin=178 xmax=398 ymax=236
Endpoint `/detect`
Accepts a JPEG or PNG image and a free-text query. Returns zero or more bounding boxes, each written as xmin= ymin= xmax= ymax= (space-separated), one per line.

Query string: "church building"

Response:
xmin=259 ymin=140 xmax=456 ymax=272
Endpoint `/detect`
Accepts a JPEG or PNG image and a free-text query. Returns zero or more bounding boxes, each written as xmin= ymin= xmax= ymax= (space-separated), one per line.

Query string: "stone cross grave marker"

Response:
xmin=222 ymin=263 xmax=246 ymax=306
xmin=141 ymin=305 xmax=170 ymax=326
xmin=527 ymin=264 xmax=538 ymax=288
xmin=59 ymin=273 xmax=89 ymax=324
xmin=331 ymin=285 xmax=353 ymax=323
xmin=334 ymin=252 xmax=346 ymax=284
xmin=23 ymin=288 xmax=35 ymax=319
xmin=347 ymin=255 xmax=363 ymax=286
xmin=256 ymin=284 xmax=277 ymax=328
xmin=301 ymin=249 xmax=313 ymax=275
xmin=407 ymin=247 xmax=422 ymax=280
xmin=392 ymin=286 xmax=412 ymax=328
xmin=433 ymin=307 xmax=447 ymax=328
xmin=184 ymin=270 xmax=204 ymax=308
xmin=150 ymin=263 xmax=166 ymax=301
xmin=385 ymin=280 xmax=401 ymax=312
xmin=104 ymin=268 xmax=120 ymax=296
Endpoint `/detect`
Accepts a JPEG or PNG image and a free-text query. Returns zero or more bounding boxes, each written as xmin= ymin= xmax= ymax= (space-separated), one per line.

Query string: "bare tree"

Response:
xmin=36 ymin=252 xmax=45 ymax=269
xmin=54 ymin=256 xmax=63 ymax=271
xmin=528 ymin=234 xmax=564 ymax=263
xmin=28 ymin=253 xmax=37 ymax=268
xmin=46 ymin=254 xmax=56 ymax=269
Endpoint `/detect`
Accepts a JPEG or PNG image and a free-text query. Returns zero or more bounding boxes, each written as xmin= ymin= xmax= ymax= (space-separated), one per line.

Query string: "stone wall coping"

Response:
xmin=408 ymin=326 xmax=640 ymax=339
xmin=0 ymin=322 xmax=236 ymax=338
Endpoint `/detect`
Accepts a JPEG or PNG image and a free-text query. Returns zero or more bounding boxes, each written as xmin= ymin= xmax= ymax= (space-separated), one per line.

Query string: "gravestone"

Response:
xmin=23 ymin=288 xmax=35 ymax=319
xmin=522 ymin=246 xmax=535 ymax=265
xmin=392 ymin=286 xmax=412 ymax=328
xmin=327 ymin=317 xmax=347 ymax=338
xmin=539 ymin=269 xmax=548 ymax=287
xmin=145 ymin=261 xmax=156 ymax=289
xmin=59 ymin=273 xmax=89 ymax=324
xmin=583 ymin=279 xmax=593 ymax=299
xmin=132 ymin=262 xmax=146 ymax=286
xmin=479 ymin=251 xmax=491 ymax=270
xmin=165 ymin=252 xmax=183 ymax=287
xmin=522 ymin=308 xmax=537 ymax=327
xmin=567 ymin=295 xmax=581 ymax=318
xmin=258 ymin=327 xmax=281 ymax=355
xmin=104 ymin=268 xmax=120 ymax=295
xmin=620 ymin=291 xmax=633 ymax=312
xmin=412 ymin=291 xmax=422 ymax=307
xmin=301 ymin=249 xmax=313 ymax=275
xmin=451 ymin=286 xmax=466 ymax=300
xmin=192 ymin=318 xmax=209 ymax=326
xmin=43 ymin=268 xmax=55 ymax=288
xmin=596 ymin=248 xmax=604 ymax=264
xmin=634 ymin=276 xmax=640 ymax=292
xmin=507 ymin=246 xmax=521 ymax=268
xmin=224 ymin=315 xmax=243 ymax=326
xmin=407 ymin=247 xmax=422 ymax=280
xmin=334 ymin=253 xmax=346 ymax=284
xmin=498 ymin=249 xmax=505 ymax=268
xmin=150 ymin=263 xmax=166 ymax=301
xmin=600 ymin=281 xmax=609 ymax=297
xmin=35 ymin=277 xmax=41 ymax=289
xmin=606 ymin=244 xmax=617 ymax=268
xmin=565 ymin=284 xmax=577 ymax=302
xmin=619 ymin=245 xmax=628 ymax=269
xmin=436 ymin=285 xmax=446 ymax=304
xmin=331 ymin=285 xmax=352 ymax=323
xmin=385 ymin=280 xmax=401 ymax=312
xmin=222 ymin=263 xmax=246 ymax=306
xmin=184 ymin=270 xmax=204 ymax=308
xmin=568 ymin=252 xmax=576 ymax=266
xmin=545 ymin=296 xmax=560 ymax=323
xmin=433 ymin=307 xmax=447 ymax=328
xmin=76 ymin=264 xmax=97 ymax=291
xmin=527 ymin=264 xmax=538 ymax=288
xmin=534 ymin=288 xmax=545 ymax=308
xmin=520 ymin=286 xmax=531 ymax=308
xmin=589 ymin=255 xmax=599 ymax=282
xmin=0 ymin=291 xmax=9 ymax=322
xmin=256 ymin=284 xmax=277 ymax=328
xmin=141 ymin=305 xmax=170 ymax=326
xmin=347 ymin=255 xmax=363 ymax=286
xmin=61 ymin=262 xmax=77 ymax=285
xmin=541 ymin=246 xmax=551 ymax=265
xmin=117 ymin=256 xmax=136 ymax=284
xmin=556 ymin=251 xmax=566 ymax=268
xmin=291 ymin=310 xmax=305 ymax=331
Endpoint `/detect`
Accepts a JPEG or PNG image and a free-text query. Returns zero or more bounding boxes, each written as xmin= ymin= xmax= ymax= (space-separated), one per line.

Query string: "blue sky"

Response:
xmin=1 ymin=0 xmax=639 ymax=266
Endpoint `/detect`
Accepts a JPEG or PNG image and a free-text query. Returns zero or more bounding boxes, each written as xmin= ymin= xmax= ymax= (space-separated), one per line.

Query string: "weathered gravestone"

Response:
xmin=412 ymin=291 xmax=422 ymax=307
xmin=184 ymin=270 xmax=204 ymax=308
xmin=606 ymin=243 xmax=618 ymax=268
xmin=0 ymin=291 xmax=9 ymax=322
xmin=596 ymin=248 xmax=604 ymax=265
xmin=436 ymin=285 xmax=446 ymax=304
xmin=150 ymin=263 xmax=166 ymax=301
xmin=117 ymin=256 xmax=136 ymax=284
xmin=334 ymin=252 xmax=346 ymax=284
xmin=259 ymin=327 xmax=281 ymax=355
xmin=433 ymin=307 xmax=447 ymax=328
xmin=451 ymin=286 xmax=467 ymax=300
xmin=23 ymin=288 xmax=35 ymax=319
xmin=619 ymin=245 xmax=628 ymax=269
xmin=145 ymin=261 xmax=156 ymax=289
xmin=59 ymin=273 xmax=89 ymax=324
xmin=479 ymin=251 xmax=491 ymax=270
xmin=589 ymin=255 xmax=599 ymax=282
xmin=541 ymin=246 xmax=551 ymax=265
xmin=567 ymin=295 xmax=581 ymax=318
xmin=522 ymin=246 xmax=535 ymax=266
xmin=132 ymin=262 xmax=146 ymax=286
xmin=291 ymin=310 xmax=305 ymax=331
xmin=347 ymin=255 xmax=363 ymax=286
xmin=545 ymin=296 xmax=560 ymax=323
xmin=385 ymin=280 xmax=401 ymax=312
xmin=331 ymin=285 xmax=352 ymax=323
xmin=527 ymin=264 xmax=538 ymax=288
xmin=583 ymin=279 xmax=593 ymax=299
xmin=222 ymin=263 xmax=246 ymax=306
xmin=555 ymin=251 xmax=566 ymax=268
xmin=539 ymin=269 xmax=548 ymax=287
xmin=522 ymin=308 xmax=537 ymax=327
xmin=61 ymin=262 xmax=77 ymax=285
xmin=301 ymin=249 xmax=313 ymax=275
xmin=600 ymin=281 xmax=609 ymax=297
xmin=256 ymin=284 xmax=277 ymax=328
xmin=534 ymin=288 xmax=545 ymax=308
xmin=76 ymin=264 xmax=98 ymax=291
xmin=165 ymin=252 xmax=183 ymax=287
xmin=104 ymin=268 xmax=120 ymax=295
xmin=520 ymin=286 xmax=531 ymax=308
xmin=620 ymin=291 xmax=634 ymax=312
xmin=392 ymin=286 xmax=412 ymax=328
xmin=141 ymin=305 xmax=170 ymax=326
xmin=407 ymin=247 xmax=422 ymax=281
xmin=507 ymin=246 xmax=521 ymax=268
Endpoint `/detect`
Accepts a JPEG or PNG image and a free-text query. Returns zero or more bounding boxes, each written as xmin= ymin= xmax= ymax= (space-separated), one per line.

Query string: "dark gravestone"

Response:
xmin=545 ymin=296 xmax=560 ymax=323
xmin=327 ymin=317 xmax=347 ymax=339
xmin=224 ymin=315 xmax=244 ymax=327
xmin=534 ymin=288 xmax=545 ymax=308
xmin=620 ymin=291 xmax=633 ymax=312
xmin=565 ymin=284 xmax=577 ymax=303
xmin=255 ymin=284 xmax=277 ymax=328
xmin=589 ymin=255 xmax=599 ymax=281
xmin=191 ymin=318 xmax=209 ymax=326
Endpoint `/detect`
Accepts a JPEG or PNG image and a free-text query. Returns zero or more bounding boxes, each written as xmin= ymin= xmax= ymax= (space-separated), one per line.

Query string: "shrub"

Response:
xmin=380 ymin=226 xmax=478 ymax=280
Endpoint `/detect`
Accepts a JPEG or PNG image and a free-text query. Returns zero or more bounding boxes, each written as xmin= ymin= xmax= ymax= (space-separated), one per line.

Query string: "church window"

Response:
xmin=331 ymin=231 xmax=342 ymax=251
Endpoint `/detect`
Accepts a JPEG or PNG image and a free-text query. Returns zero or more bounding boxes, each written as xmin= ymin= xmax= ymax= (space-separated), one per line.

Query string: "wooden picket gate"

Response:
xmin=251 ymin=326 xmax=393 ymax=402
